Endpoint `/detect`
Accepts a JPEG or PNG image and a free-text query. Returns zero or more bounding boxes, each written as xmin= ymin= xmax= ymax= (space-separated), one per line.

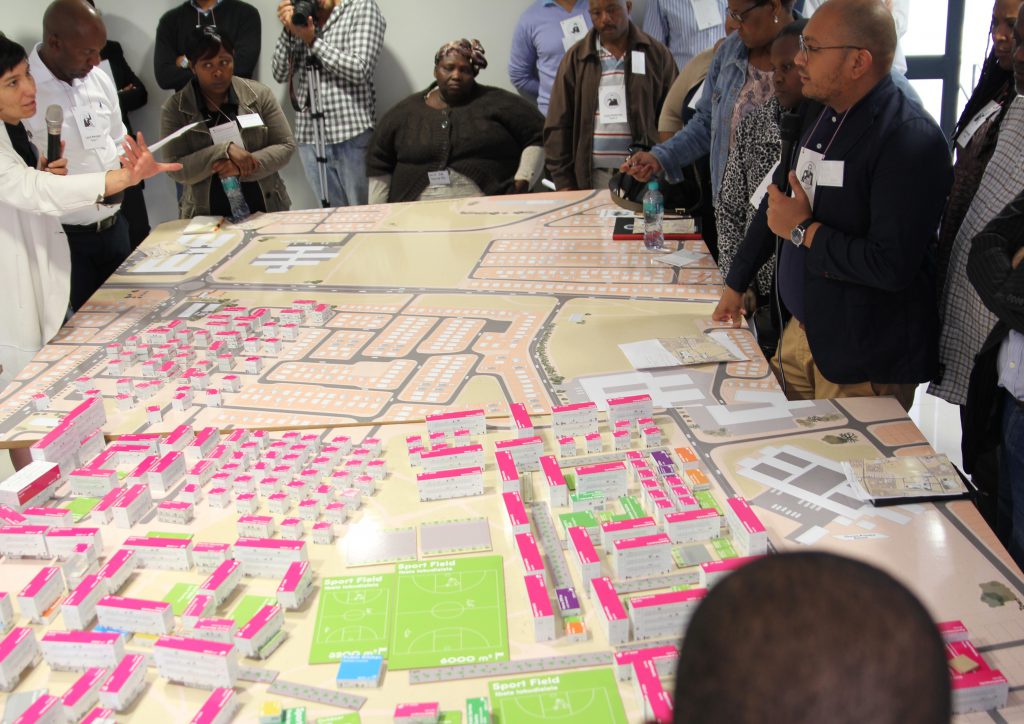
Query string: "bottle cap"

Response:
xmin=647 ymin=180 xmax=659 ymax=190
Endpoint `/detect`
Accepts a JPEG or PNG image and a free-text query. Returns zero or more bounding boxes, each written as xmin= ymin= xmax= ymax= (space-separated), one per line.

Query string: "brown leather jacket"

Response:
xmin=544 ymin=23 xmax=677 ymax=190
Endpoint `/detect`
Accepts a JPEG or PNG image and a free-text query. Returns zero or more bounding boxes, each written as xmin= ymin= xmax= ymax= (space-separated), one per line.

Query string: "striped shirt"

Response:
xmin=642 ymin=0 xmax=727 ymax=70
xmin=592 ymin=39 xmax=632 ymax=170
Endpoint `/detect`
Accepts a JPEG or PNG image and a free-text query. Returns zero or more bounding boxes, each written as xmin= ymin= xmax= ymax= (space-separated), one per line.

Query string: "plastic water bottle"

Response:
xmin=221 ymin=176 xmax=251 ymax=222
xmin=643 ymin=180 xmax=664 ymax=250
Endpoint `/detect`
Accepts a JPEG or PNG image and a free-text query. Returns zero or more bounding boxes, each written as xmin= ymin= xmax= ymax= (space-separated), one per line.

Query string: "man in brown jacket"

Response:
xmin=544 ymin=0 xmax=677 ymax=191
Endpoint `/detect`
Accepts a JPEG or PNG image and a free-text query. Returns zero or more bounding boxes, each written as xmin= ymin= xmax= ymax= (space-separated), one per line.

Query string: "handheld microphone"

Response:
xmin=45 ymin=105 xmax=63 ymax=163
xmin=777 ymin=112 xmax=802 ymax=195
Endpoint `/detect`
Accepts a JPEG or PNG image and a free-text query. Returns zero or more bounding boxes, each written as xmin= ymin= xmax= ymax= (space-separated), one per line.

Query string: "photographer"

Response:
xmin=271 ymin=0 xmax=386 ymax=208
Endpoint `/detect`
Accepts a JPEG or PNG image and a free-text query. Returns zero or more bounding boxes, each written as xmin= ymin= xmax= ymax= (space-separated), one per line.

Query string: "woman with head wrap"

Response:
xmin=367 ymin=39 xmax=545 ymax=203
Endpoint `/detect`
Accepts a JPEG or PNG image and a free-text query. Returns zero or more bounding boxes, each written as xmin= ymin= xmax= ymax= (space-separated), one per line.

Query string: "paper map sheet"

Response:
xmin=843 ymin=454 xmax=968 ymax=501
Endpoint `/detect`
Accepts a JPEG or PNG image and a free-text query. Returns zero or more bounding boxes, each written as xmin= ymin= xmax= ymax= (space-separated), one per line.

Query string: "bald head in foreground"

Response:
xmin=40 ymin=0 xmax=107 ymax=83
xmin=674 ymin=552 xmax=951 ymax=724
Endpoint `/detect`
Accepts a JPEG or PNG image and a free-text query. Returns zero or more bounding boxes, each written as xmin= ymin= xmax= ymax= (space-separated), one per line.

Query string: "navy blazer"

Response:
xmin=726 ymin=75 xmax=952 ymax=385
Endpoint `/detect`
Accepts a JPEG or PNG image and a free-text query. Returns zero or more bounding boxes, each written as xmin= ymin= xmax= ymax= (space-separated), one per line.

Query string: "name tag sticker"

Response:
xmin=631 ymin=51 xmax=646 ymax=76
xmin=599 ymin=86 xmax=628 ymax=124
xmin=817 ymin=160 xmax=844 ymax=188
xmin=957 ymin=100 xmax=1001 ymax=149
xmin=561 ymin=15 xmax=587 ymax=40
xmin=796 ymin=147 xmax=824 ymax=207
xmin=691 ymin=0 xmax=723 ymax=31
xmin=237 ymin=113 xmax=264 ymax=129
xmin=209 ymin=121 xmax=245 ymax=149
xmin=428 ymin=169 xmax=451 ymax=187
xmin=72 ymin=106 xmax=106 ymax=151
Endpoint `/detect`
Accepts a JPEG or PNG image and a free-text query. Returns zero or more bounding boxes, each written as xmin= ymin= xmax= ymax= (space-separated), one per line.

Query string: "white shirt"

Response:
xmin=0 ymin=125 xmax=105 ymax=386
xmin=25 ymin=44 xmax=126 ymax=225
xmin=802 ymin=0 xmax=909 ymax=75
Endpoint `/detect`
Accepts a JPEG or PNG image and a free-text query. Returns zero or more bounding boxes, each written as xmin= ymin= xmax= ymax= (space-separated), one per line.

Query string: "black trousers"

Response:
xmin=64 ymin=214 xmax=131 ymax=312
xmin=122 ymin=183 xmax=151 ymax=250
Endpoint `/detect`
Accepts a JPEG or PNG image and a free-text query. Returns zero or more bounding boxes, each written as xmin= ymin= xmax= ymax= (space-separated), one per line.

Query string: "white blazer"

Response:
xmin=0 ymin=124 xmax=106 ymax=389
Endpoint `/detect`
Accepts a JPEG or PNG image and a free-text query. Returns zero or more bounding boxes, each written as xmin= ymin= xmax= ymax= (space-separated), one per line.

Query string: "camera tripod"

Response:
xmin=304 ymin=54 xmax=330 ymax=209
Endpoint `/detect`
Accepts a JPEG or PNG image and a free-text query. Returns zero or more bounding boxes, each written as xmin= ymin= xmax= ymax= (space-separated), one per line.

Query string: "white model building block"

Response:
xmin=153 ymin=636 xmax=239 ymax=690
xmin=189 ymin=687 xmax=239 ymax=724
xmin=96 ymin=549 xmax=137 ymax=593
xmin=312 ymin=521 xmax=335 ymax=544
xmin=157 ymin=500 xmax=195 ymax=525
xmin=0 ymin=461 xmax=61 ymax=512
xmin=418 ymin=444 xmax=485 ymax=473
xmin=576 ymin=461 xmax=629 ymax=499
xmin=592 ymin=577 xmax=630 ymax=645
xmin=502 ymin=491 xmax=530 ymax=535
xmin=199 ymin=560 xmax=242 ymax=607
xmin=725 ymin=497 xmax=768 ymax=556
xmin=627 ymin=588 xmax=708 ymax=641
xmin=0 ymin=628 xmax=41 ymax=692
xmin=0 ymin=593 xmax=13 ymax=633
xmin=610 ymin=533 xmax=674 ymax=579
xmin=61 ymin=574 xmax=109 ymax=630
xmin=11 ymin=694 xmax=63 ymax=724
xmin=98 ymin=653 xmax=146 ymax=712
xmin=585 ymin=432 xmax=603 ymax=454
xmin=425 ymin=408 xmax=486 ymax=438
xmin=45 ymin=526 xmax=104 ymax=559
xmin=191 ymin=617 xmax=237 ymax=645
xmin=607 ymin=394 xmax=654 ymax=427
xmin=494 ymin=436 xmax=544 ymax=473
xmin=280 ymin=517 xmax=304 ymax=540
xmin=23 ymin=505 xmax=72 ymax=527
xmin=541 ymin=455 xmax=569 ymax=507
xmin=192 ymin=542 xmax=233 ymax=574
xmin=122 ymin=535 xmax=194 ymax=571
xmin=237 ymin=515 xmax=275 ymax=538
xmin=61 ymin=667 xmax=108 ymax=722
xmin=182 ymin=593 xmax=215 ymax=629
xmin=96 ymin=595 xmax=174 ymax=635
xmin=111 ymin=484 xmax=152 ymax=529
xmin=0 ymin=525 xmax=50 ymax=559
xmin=69 ymin=467 xmax=119 ymax=497
xmin=277 ymin=560 xmax=313 ymax=610
xmin=552 ymin=402 xmax=600 ymax=437
xmin=600 ymin=517 xmax=660 ymax=549
xmin=567 ymin=526 xmax=602 ymax=588
xmin=17 ymin=566 xmax=64 ymax=623
xmin=233 ymin=604 xmax=285 ymax=659
xmin=41 ymin=630 xmax=124 ymax=672
xmin=524 ymin=573 xmax=556 ymax=642
xmin=416 ymin=467 xmax=485 ymax=502
xmin=234 ymin=537 xmax=308 ymax=578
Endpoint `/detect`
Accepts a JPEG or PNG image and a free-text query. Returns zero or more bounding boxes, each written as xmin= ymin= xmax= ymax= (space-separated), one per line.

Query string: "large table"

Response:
xmin=0 ymin=193 xmax=1021 ymax=722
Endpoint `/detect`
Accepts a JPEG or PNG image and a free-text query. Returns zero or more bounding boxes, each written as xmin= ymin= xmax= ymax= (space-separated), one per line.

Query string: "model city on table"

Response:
xmin=0 ymin=325 xmax=1006 ymax=722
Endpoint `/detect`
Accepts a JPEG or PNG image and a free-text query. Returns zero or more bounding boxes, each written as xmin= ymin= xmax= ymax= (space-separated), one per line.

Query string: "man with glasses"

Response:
xmin=802 ymin=0 xmax=909 ymax=74
xmin=711 ymin=0 xmax=951 ymax=410
xmin=544 ymin=0 xmax=677 ymax=190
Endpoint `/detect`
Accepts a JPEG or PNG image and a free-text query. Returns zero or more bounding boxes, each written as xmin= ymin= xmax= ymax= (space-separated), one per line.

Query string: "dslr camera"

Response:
xmin=291 ymin=0 xmax=317 ymax=26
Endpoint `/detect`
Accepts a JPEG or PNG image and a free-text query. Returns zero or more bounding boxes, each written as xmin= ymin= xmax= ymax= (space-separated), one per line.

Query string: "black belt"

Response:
xmin=64 ymin=212 xmax=120 ymax=235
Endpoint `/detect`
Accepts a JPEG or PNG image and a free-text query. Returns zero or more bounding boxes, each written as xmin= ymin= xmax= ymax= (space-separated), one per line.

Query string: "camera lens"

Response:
xmin=292 ymin=0 xmax=315 ymax=26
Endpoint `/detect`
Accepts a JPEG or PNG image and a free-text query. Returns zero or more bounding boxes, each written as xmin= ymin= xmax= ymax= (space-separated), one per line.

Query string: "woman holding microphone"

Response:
xmin=0 ymin=32 xmax=179 ymax=466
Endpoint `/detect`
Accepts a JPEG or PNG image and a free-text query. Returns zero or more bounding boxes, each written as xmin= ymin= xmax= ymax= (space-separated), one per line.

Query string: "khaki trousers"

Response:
xmin=771 ymin=318 xmax=917 ymax=412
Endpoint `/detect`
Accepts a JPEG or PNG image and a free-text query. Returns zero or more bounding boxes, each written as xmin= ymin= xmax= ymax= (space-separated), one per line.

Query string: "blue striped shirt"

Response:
xmin=592 ymin=40 xmax=632 ymax=169
xmin=642 ymin=0 xmax=727 ymax=70
xmin=999 ymin=331 xmax=1024 ymax=401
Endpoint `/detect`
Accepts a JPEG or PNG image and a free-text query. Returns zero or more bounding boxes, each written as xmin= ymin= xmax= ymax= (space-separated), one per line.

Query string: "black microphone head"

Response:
xmin=45 ymin=105 xmax=63 ymax=134
xmin=780 ymin=112 xmax=802 ymax=144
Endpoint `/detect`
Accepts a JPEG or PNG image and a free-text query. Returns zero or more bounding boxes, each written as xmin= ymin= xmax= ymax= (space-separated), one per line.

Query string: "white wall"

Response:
xmin=5 ymin=0 xmax=650 ymax=223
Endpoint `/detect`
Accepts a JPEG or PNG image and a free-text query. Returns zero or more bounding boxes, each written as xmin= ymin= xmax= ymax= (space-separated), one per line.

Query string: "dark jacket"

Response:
xmin=160 ymin=76 xmax=296 ymax=219
xmin=963 ymin=189 xmax=1024 ymax=473
xmin=544 ymin=23 xmax=677 ymax=190
xmin=727 ymin=75 xmax=952 ymax=384
xmin=366 ymin=84 xmax=544 ymax=203
xmin=100 ymin=41 xmax=147 ymax=135
xmin=154 ymin=0 xmax=261 ymax=91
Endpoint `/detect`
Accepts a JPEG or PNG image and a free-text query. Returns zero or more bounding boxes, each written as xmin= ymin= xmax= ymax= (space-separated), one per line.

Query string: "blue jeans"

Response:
xmin=299 ymin=129 xmax=372 ymax=208
xmin=1001 ymin=390 xmax=1024 ymax=567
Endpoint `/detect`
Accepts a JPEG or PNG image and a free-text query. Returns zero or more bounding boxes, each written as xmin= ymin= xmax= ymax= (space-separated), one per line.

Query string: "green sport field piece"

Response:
xmin=309 ymin=574 xmax=395 ymax=664
xmin=389 ymin=556 xmax=508 ymax=670
xmin=489 ymin=669 xmax=627 ymax=723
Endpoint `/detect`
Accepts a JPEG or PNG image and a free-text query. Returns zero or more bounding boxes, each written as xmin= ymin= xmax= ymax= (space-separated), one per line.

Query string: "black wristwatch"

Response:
xmin=790 ymin=217 xmax=814 ymax=247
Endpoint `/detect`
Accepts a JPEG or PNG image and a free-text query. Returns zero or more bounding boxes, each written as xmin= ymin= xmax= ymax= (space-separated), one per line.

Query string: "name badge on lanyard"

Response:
xmin=210 ymin=120 xmax=245 ymax=149
xmin=599 ymin=85 xmax=628 ymax=124
xmin=72 ymin=106 xmax=106 ymax=151
xmin=690 ymin=0 xmax=723 ymax=31
xmin=957 ymin=100 xmax=1001 ymax=149
xmin=428 ymin=169 xmax=452 ymax=187
xmin=561 ymin=14 xmax=586 ymax=51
